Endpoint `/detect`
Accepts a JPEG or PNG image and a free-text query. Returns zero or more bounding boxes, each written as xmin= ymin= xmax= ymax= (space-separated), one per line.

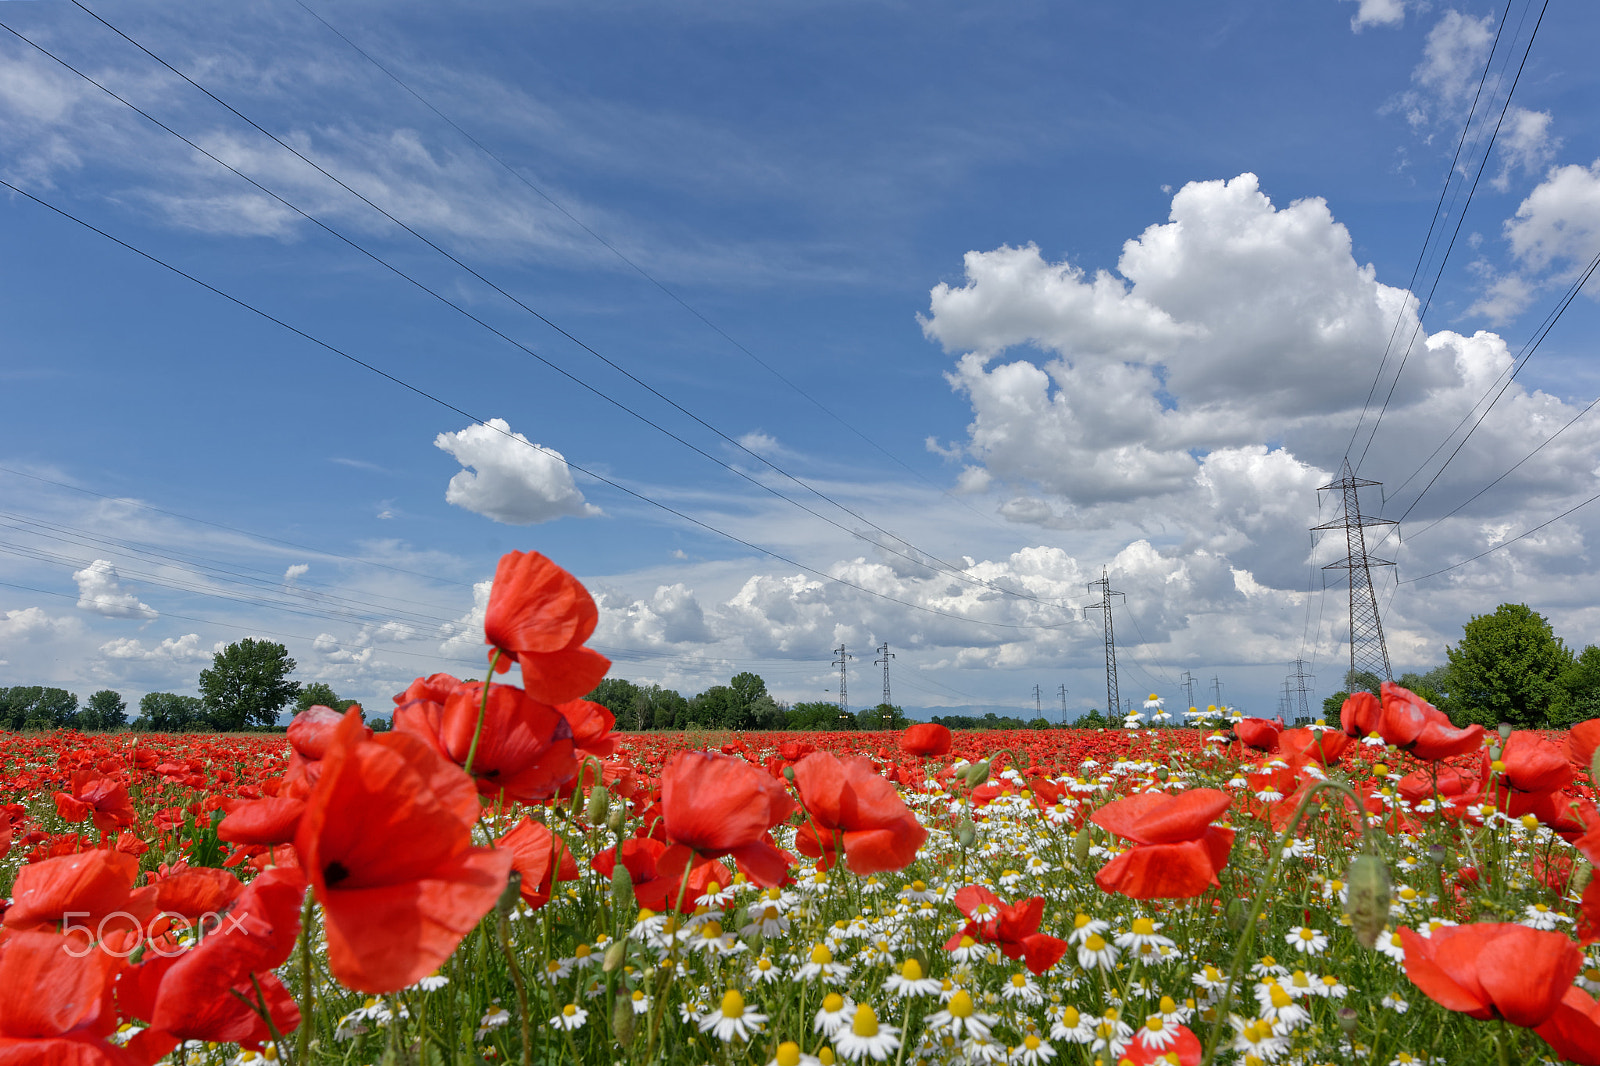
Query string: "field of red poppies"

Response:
xmin=6 ymin=551 xmax=1600 ymax=1066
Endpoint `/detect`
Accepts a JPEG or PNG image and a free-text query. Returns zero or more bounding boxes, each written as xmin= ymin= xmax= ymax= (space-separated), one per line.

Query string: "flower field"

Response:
xmin=6 ymin=553 xmax=1600 ymax=1065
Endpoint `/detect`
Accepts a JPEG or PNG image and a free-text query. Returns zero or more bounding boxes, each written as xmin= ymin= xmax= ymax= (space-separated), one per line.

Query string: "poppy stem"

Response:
xmin=495 ymin=909 xmax=532 ymax=1066
xmin=464 ymin=650 xmax=502 ymax=778
xmin=296 ymin=891 xmax=315 ymax=1066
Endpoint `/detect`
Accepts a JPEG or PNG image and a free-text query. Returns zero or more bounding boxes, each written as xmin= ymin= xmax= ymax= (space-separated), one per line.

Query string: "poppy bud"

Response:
xmin=1155 ymin=767 xmax=1169 ymax=782
xmin=1337 ymin=1007 xmax=1359 ymax=1036
xmin=1572 ymin=860 xmax=1593 ymax=898
xmin=1590 ymin=746 xmax=1600 ymax=789
xmin=963 ymin=760 xmax=991 ymax=787
xmin=1498 ymin=722 xmax=1513 ymax=743
xmin=956 ymin=817 xmax=978 ymax=849
xmin=495 ymin=871 xmax=523 ymax=920
xmin=607 ymin=802 xmax=626 ymax=834
xmin=1344 ymin=853 xmax=1390 ymax=950
xmin=603 ymin=940 xmax=627 ymax=973
xmin=783 ymin=765 xmax=796 ymax=783
xmin=612 ymin=995 xmax=635 ymax=1044
xmin=1224 ymin=898 xmax=1245 ymax=931
xmin=611 ymin=862 xmax=636 ymax=913
xmin=1071 ymin=827 xmax=1092 ymax=867
xmin=586 ymin=785 xmax=611 ymax=825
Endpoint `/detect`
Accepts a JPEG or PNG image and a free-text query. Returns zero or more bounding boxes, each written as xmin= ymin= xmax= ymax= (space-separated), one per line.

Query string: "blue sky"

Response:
xmin=3 ymin=0 xmax=1599 ymax=722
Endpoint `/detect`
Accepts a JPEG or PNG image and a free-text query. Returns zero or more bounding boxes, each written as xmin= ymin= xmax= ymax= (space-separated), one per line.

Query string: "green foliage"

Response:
xmin=1027 ymin=716 xmax=1053 ymax=730
xmin=133 ymin=692 xmax=210 ymax=732
xmin=80 ymin=689 xmax=128 ymax=731
xmin=295 ymin=682 xmax=359 ymax=714
xmin=1549 ymin=645 xmax=1600 ymax=729
xmin=0 ymin=686 xmax=80 ymax=730
xmin=1323 ymin=691 xmax=1350 ymax=720
xmin=856 ymin=703 xmax=909 ymax=730
xmin=1445 ymin=603 xmax=1574 ymax=729
xmin=1344 ymin=670 xmax=1382 ymax=696
xmin=1075 ymin=707 xmax=1108 ymax=728
xmin=788 ymin=701 xmax=852 ymax=731
xmin=930 ymin=711 xmax=1027 ymax=730
xmin=199 ymin=638 xmax=301 ymax=731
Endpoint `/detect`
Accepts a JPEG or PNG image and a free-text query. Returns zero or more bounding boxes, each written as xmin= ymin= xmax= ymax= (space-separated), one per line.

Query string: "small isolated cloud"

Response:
xmin=1344 ymin=0 xmax=1408 ymax=32
xmin=671 ymin=548 xmax=688 ymax=560
xmin=100 ymin=633 xmax=207 ymax=662
xmin=1504 ymin=158 xmax=1600 ymax=276
xmin=434 ymin=418 xmax=602 ymax=525
xmin=0 ymin=606 xmax=78 ymax=642
xmin=738 ymin=430 xmax=781 ymax=455
xmin=71 ymin=559 xmax=156 ymax=618
xmin=313 ymin=633 xmax=374 ymax=666
xmin=1492 ymin=108 xmax=1559 ymax=191
xmin=284 ymin=563 xmax=310 ymax=582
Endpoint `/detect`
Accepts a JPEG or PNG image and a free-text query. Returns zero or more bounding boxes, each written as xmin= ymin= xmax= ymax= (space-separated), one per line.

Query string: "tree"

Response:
xmin=199 ymin=638 xmax=300 ymax=731
xmin=857 ymin=703 xmax=909 ymax=730
xmin=133 ymin=692 xmax=209 ymax=732
xmin=788 ymin=701 xmax=847 ymax=731
xmin=1322 ymin=691 xmax=1350 ymax=720
xmin=80 ymin=690 xmax=128 ymax=731
xmin=1344 ymin=670 xmax=1382 ymax=696
xmin=587 ymin=678 xmax=642 ymax=723
xmin=1027 ymin=716 xmax=1052 ymax=730
xmin=0 ymin=686 xmax=79 ymax=730
xmin=1396 ymin=666 xmax=1451 ymax=708
xmin=1445 ymin=603 xmax=1574 ymax=729
xmin=295 ymin=682 xmax=359 ymax=715
xmin=1551 ymin=645 xmax=1600 ymax=729
xmin=1076 ymin=708 xmax=1107 ymax=729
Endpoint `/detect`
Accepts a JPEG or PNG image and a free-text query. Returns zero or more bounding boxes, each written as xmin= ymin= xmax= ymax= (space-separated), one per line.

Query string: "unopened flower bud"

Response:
xmin=1344 ymin=853 xmax=1391 ymax=950
xmin=612 ymin=995 xmax=635 ymax=1044
xmin=495 ymin=871 xmax=523 ymax=919
xmin=1498 ymin=722 xmax=1514 ymax=743
xmin=608 ymin=802 xmax=626 ymax=834
xmin=1071 ymin=827 xmax=1092 ymax=866
xmin=956 ymin=817 xmax=978 ymax=849
xmin=603 ymin=940 xmax=627 ymax=973
xmin=962 ymin=760 xmax=991 ymax=788
xmin=783 ymin=765 xmax=796 ymax=783
xmin=1589 ymin=746 xmax=1600 ymax=787
xmin=1337 ymin=1007 xmax=1359 ymax=1036
xmin=611 ymin=862 xmax=636 ymax=913
xmin=586 ymin=785 xmax=611 ymax=825
xmin=1572 ymin=860 xmax=1593 ymax=898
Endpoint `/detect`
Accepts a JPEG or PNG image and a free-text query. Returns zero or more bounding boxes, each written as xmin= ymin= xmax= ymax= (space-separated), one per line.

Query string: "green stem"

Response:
xmin=463 ymin=649 xmax=503 ymax=778
xmin=296 ymin=893 xmax=315 ymax=1066
xmin=497 ymin=911 xmax=533 ymax=1066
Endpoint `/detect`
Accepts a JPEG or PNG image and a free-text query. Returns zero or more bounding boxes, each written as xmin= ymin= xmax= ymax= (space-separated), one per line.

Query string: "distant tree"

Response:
xmin=199 ymin=638 xmax=300 ymax=731
xmin=1445 ymin=603 xmax=1574 ymax=729
xmin=1027 ymin=716 xmax=1052 ymax=730
xmin=749 ymin=694 xmax=786 ymax=731
xmin=857 ymin=703 xmax=909 ymax=730
xmin=0 ymin=686 xmax=80 ymax=730
xmin=1344 ymin=670 xmax=1382 ymax=696
xmin=729 ymin=672 xmax=768 ymax=715
xmin=1075 ymin=708 xmax=1107 ymax=729
xmin=294 ymin=682 xmax=359 ymax=715
xmin=788 ymin=701 xmax=847 ymax=731
xmin=134 ymin=692 xmax=209 ymax=732
xmin=690 ymin=685 xmax=739 ymax=730
xmin=1323 ymin=691 xmax=1350 ymax=721
xmin=587 ymin=678 xmax=641 ymax=720
xmin=81 ymin=690 xmax=128 ymax=731
xmin=367 ymin=716 xmax=392 ymax=732
xmin=1551 ymin=645 xmax=1600 ymax=729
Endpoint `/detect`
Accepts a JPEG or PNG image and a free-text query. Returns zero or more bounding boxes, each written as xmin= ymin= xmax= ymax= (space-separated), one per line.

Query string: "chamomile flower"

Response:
xmin=1087 ymin=1008 xmax=1134 ymax=1059
xmin=547 ymin=998 xmax=585 ymax=1024
xmin=926 ymin=990 xmax=996 ymax=1040
xmin=1075 ymin=932 xmax=1120 ymax=971
xmin=699 ymin=989 xmax=766 ymax=1042
xmin=1286 ymin=926 xmax=1329 ymax=955
xmin=899 ymin=879 xmax=938 ymax=904
xmin=696 ymin=880 xmax=736 ymax=908
xmin=1115 ymin=917 xmax=1175 ymax=954
xmin=833 ymin=1004 xmax=901 ymax=1062
xmin=1001 ymin=971 xmax=1044 ymax=1005
xmin=1049 ymin=1005 xmax=1095 ymax=1045
xmin=1009 ymin=1033 xmax=1058 ymax=1064
xmin=629 ymin=989 xmax=652 ymax=1015
xmin=884 ymin=958 xmax=942 ymax=998
xmin=1523 ymin=903 xmax=1573 ymax=931
xmin=767 ymin=1041 xmax=821 ymax=1066
xmin=1068 ymin=913 xmax=1111 ymax=946
xmin=1381 ymin=991 xmax=1410 ymax=1013
xmin=748 ymin=955 xmax=783 ymax=984
xmin=814 ymin=993 xmax=857 ymax=1037
xmin=796 ymin=943 xmax=851 ymax=981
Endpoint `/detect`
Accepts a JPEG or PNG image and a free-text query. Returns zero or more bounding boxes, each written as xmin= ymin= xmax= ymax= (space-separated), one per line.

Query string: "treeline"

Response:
xmin=585 ymin=672 xmax=911 ymax=731
xmin=0 ymin=680 xmax=361 ymax=734
xmin=1321 ymin=603 xmax=1600 ymax=730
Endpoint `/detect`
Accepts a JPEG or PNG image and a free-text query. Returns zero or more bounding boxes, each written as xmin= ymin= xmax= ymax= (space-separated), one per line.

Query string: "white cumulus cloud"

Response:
xmin=435 ymin=418 xmax=602 ymax=525
xmin=99 ymin=633 xmax=207 ymax=662
xmin=71 ymin=559 xmax=157 ymax=619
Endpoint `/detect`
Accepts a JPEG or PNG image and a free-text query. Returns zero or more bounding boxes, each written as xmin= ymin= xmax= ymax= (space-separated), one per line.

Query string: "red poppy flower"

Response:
xmin=52 ymin=769 xmax=136 ymax=837
xmin=791 ymin=752 xmax=926 ymax=875
xmin=1122 ymin=1023 xmax=1202 ymax=1065
xmin=296 ymin=709 xmax=513 ymax=993
xmin=1399 ymin=922 xmax=1581 ymax=1027
xmin=555 ymin=698 xmax=618 ymax=761
xmin=497 ymin=818 xmax=579 ymax=910
xmin=482 ymin=551 xmax=611 ymax=704
xmin=1340 ymin=691 xmax=1381 ymax=738
xmin=660 ymin=751 xmax=795 ymax=887
xmin=217 ymin=796 xmax=307 ymax=848
xmin=1498 ymin=731 xmax=1575 ymax=795
xmin=1233 ymin=718 xmax=1280 ymax=752
xmin=1090 ymin=789 xmax=1235 ymax=900
xmin=1570 ymin=720 xmax=1600 ymax=770
xmin=396 ymin=680 xmax=578 ymax=803
xmin=3 ymin=849 xmax=153 ymax=936
xmin=0 ymin=929 xmax=133 ymax=1065
xmin=1535 ymin=986 xmax=1600 ymax=1065
xmin=1378 ymin=682 xmax=1485 ymax=761
xmin=944 ymin=885 xmax=1068 ymax=974
xmin=590 ymin=837 xmax=726 ymax=913
xmin=150 ymin=867 xmax=242 ymax=921
xmin=1276 ymin=727 xmax=1352 ymax=767
xmin=900 ymin=723 xmax=952 ymax=757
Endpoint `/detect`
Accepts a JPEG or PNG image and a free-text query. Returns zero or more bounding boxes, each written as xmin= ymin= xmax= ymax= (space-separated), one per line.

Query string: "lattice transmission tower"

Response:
xmin=832 ymin=644 xmax=853 ymax=721
xmin=1083 ymin=569 xmax=1125 ymax=722
xmin=1313 ymin=459 xmax=1396 ymax=685
xmin=875 ymin=643 xmax=895 ymax=726
xmin=1290 ymin=657 xmax=1315 ymax=721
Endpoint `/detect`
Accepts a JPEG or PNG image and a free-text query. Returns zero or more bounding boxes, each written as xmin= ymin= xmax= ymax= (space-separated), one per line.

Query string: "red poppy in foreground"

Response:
xmin=296 ymin=709 xmax=513 ymax=993
xmin=900 ymin=722 xmax=952 ymax=757
xmin=1090 ymin=789 xmax=1235 ymax=900
xmin=1399 ymin=922 xmax=1581 ymax=1028
xmin=1122 ymin=1022 xmax=1202 ymax=1065
xmin=3 ymin=848 xmax=153 ymax=935
xmin=1535 ymin=986 xmax=1600 ymax=1065
xmin=945 ymin=885 xmax=1068 ymax=974
xmin=0 ymin=929 xmax=133 ymax=1065
xmin=1232 ymin=717 xmax=1280 ymax=751
xmin=660 ymin=751 xmax=795 ymax=886
xmin=791 ymin=751 xmax=926 ymax=875
xmin=482 ymin=550 xmax=611 ymax=703
xmin=497 ymin=818 xmax=579 ymax=910
xmin=1378 ymin=682 xmax=1485 ymax=761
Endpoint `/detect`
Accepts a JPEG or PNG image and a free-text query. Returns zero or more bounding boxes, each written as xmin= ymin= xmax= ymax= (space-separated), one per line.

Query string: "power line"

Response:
xmin=1354 ymin=0 xmax=1549 ymax=471
xmin=42 ymin=4 xmax=1044 ymax=619
xmin=0 ymin=174 xmax=1076 ymax=634
xmin=289 ymin=0 xmax=1006 ymax=533
xmin=1399 ymin=485 xmax=1600 ymax=586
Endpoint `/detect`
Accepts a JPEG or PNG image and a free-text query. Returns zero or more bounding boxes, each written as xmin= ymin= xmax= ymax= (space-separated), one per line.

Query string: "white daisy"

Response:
xmin=698 ymin=989 xmax=765 ymax=1042
xmin=832 ymin=1004 xmax=901 ymax=1062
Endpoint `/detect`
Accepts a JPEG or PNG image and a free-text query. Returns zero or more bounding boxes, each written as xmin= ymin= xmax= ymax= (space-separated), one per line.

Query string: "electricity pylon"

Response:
xmin=1314 ymin=459 xmax=1396 ymax=684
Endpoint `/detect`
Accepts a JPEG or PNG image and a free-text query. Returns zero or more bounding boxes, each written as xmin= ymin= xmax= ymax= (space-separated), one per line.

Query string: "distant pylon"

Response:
xmin=1057 ymin=683 xmax=1068 ymax=725
xmin=832 ymin=644 xmax=853 ymax=719
xmin=1084 ymin=569 xmax=1125 ymax=722
xmin=1032 ymin=683 xmax=1042 ymax=718
xmin=1291 ymin=657 xmax=1315 ymax=720
xmin=1211 ymin=676 xmax=1224 ymax=707
xmin=1314 ymin=459 xmax=1396 ymax=684
xmin=1180 ymin=670 xmax=1197 ymax=713
xmin=874 ymin=643 xmax=894 ymax=726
